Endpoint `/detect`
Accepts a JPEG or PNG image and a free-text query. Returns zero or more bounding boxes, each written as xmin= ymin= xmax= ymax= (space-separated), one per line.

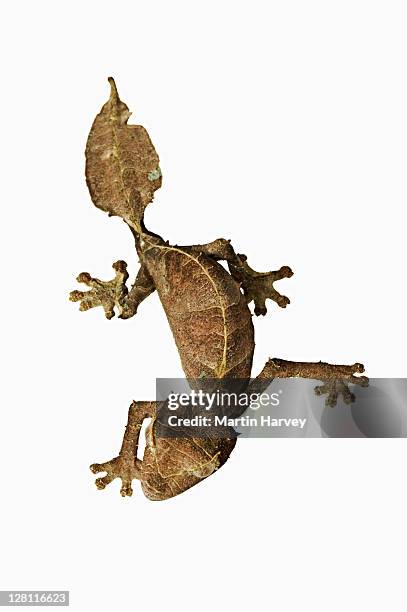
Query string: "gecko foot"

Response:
xmin=69 ymin=261 xmax=129 ymax=319
xmin=314 ymin=377 xmax=368 ymax=407
xmin=312 ymin=363 xmax=369 ymax=407
xmin=90 ymin=456 xmax=140 ymax=497
xmin=229 ymin=255 xmax=293 ymax=316
xmin=188 ymin=238 xmax=293 ymax=316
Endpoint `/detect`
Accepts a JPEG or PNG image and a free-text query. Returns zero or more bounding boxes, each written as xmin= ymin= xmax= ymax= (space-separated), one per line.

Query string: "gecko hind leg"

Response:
xmin=254 ymin=358 xmax=369 ymax=407
xmin=90 ymin=401 xmax=155 ymax=497
xmin=188 ymin=238 xmax=293 ymax=315
xmin=69 ymin=261 xmax=155 ymax=319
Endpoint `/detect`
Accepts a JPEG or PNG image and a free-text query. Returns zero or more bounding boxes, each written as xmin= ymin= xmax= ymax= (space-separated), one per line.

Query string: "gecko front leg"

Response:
xmin=188 ymin=238 xmax=293 ymax=315
xmin=254 ymin=358 xmax=369 ymax=407
xmin=69 ymin=260 xmax=155 ymax=319
xmin=90 ymin=401 xmax=155 ymax=497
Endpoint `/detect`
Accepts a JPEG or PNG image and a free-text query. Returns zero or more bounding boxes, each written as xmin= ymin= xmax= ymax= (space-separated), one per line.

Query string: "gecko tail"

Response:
xmin=85 ymin=77 xmax=162 ymax=233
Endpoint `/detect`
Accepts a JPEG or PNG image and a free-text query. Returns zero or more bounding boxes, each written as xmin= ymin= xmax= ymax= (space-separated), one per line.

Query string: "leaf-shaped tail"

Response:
xmin=85 ymin=77 xmax=162 ymax=233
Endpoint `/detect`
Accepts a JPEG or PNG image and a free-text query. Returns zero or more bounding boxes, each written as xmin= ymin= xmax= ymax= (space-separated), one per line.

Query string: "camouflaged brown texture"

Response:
xmin=72 ymin=78 xmax=368 ymax=501
xmin=85 ymin=77 xmax=162 ymax=231
xmin=257 ymin=358 xmax=368 ymax=407
xmin=90 ymin=400 xmax=237 ymax=501
xmin=257 ymin=358 xmax=368 ymax=382
xmin=140 ymin=238 xmax=255 ymax=379
xmin=141 ymin=426 xmax=236 ymax=501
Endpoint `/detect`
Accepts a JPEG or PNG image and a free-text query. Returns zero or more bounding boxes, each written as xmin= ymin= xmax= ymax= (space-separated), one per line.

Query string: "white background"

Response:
xmin=1 ymin=1 xmax=406 ymax=611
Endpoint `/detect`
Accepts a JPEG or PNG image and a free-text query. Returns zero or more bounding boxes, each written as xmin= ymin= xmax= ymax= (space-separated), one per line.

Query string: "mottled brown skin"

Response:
xmin=70 ymin=78 xmax=368 ymax=501
xmin=141 ymin=237 xmax=254 ymax=379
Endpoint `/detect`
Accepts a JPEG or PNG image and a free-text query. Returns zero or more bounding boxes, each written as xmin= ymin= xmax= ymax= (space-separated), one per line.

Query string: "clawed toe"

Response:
xmin=90 ymin=462 xmax=108 ymax=474
xmin=95 ymin=474 xmax=115 ymax=490
xmin=120 ymin=483 xmax=133 ymax=497
xmin=90 ymin=456 xmax=139 ymax=496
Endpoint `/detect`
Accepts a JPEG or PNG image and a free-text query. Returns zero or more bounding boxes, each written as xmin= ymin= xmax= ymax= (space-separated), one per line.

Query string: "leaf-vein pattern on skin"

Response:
xmin=143 ymin=239 xmax=229 ymax=377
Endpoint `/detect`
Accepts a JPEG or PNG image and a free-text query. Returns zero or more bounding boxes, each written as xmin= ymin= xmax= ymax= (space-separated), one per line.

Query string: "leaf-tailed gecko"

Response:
xmin=70 ymin=78 xmax=368 ymax=501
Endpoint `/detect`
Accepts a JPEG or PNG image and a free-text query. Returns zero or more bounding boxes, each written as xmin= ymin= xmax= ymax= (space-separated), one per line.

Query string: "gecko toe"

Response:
xmin=90 ymin=462 xmax=108 ymax=474
xmin=95 ymin=474 xmax=114 ymax=490
xmin=120 ymin=482 xmax=133 ymax=497
xmin=90 ymin=456 xmax=139 ymax=495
